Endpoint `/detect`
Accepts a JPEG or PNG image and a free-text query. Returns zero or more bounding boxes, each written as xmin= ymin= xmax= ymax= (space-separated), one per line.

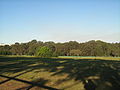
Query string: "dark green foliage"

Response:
xmin=0 ymin=50 xmax=12 ymax=55
xmin=0 ymin=45 xmax=12 ymax=55
xmin=70 ymin=49 xmax=82 ymax=56
xmin=0 ymin=40 xmax=120 ymax=57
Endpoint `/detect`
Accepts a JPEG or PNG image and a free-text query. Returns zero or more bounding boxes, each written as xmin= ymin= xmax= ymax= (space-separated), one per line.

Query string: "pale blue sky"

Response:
xmin=0 ymin=0 xmax=120 ymax=44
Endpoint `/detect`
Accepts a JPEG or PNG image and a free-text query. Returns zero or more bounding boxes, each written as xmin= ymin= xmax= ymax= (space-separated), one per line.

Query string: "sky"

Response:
xmin=0 ymin=0 xmax=120 ymax=44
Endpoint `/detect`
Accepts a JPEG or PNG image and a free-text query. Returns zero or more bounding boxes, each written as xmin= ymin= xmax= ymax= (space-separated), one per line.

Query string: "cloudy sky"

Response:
xmin=0 ymin=0 xmax=120 ymax=44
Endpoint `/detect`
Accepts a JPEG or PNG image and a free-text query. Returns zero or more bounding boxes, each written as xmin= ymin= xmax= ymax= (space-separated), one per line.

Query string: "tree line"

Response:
xmin=0 ymin=40 xmax=120 ymax=57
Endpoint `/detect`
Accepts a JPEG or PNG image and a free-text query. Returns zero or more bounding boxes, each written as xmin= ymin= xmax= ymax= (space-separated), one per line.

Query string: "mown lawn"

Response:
xmin=0 ymin=56 xmax=120 ymax=90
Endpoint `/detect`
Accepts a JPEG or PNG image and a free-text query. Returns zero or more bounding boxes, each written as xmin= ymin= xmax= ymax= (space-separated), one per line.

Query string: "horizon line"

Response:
xmin=0 ymin=39 xmax=120 ymax=45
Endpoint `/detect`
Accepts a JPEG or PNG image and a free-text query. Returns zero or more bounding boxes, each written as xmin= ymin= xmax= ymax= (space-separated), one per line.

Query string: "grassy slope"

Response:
xmin=0 ymin=56 xmax=120 ymax=90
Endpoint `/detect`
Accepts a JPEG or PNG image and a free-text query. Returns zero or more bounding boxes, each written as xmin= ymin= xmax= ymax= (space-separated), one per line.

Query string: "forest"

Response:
xmin=0 ymin=40 xmax=120 ymax=57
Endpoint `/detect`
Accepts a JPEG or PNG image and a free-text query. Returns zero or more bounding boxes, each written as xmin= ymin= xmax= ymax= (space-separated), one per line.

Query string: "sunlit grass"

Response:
xmin=58 ymin=56 xmax=120 ymax=60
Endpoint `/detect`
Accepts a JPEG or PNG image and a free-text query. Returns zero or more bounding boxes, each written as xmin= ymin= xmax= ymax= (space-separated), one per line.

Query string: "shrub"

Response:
xmin=36 ymin=46 xmax=53 ymax=57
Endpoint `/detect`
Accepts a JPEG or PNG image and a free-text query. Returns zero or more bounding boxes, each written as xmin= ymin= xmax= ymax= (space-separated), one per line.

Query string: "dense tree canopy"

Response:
xmin=0 ymin=40 xmax=120 ymax=57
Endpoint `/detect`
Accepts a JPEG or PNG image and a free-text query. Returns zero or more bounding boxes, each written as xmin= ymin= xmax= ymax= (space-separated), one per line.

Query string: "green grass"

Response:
xmin=0 ymin=56 xmax=120 ymax=90
xmin=58 ymin=56 xmax=120 ymax=60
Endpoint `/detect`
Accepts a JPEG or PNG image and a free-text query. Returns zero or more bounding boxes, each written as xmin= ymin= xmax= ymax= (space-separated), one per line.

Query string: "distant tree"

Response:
xmin=27 ymin=40 xmax=43 ymax=55
xmin=0 ymin=40 xmax=120 ymax=57
xmin=0 ymin=45 xmax=12 ymax=55
xmin=70 ymin=49 xmax=82 ymax=56
xmin=11 ymin=43 xmax=21 ymax=55
xmin=54 ymin=43 xmax=66 ymax=56
xmin=44 ymin=41 xmax=56 ymax=53
xmin=36 ymin=46 xmax=53 ymax=57
xmin=81 ymin=40 xmax=96 ymax=56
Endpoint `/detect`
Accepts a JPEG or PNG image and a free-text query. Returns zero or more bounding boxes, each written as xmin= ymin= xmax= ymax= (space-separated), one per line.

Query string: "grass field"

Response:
xmin=0 ymin=56 xmax=120 ymax=90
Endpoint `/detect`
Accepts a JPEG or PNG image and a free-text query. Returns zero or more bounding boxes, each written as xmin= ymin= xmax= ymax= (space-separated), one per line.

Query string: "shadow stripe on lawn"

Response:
xmin=0 ymin=75 xmax=59 ymax=90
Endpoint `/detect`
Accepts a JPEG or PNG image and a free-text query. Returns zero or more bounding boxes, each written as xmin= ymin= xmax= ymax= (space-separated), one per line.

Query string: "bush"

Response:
xmin=36 ymin=46 xmax=53 ymax=57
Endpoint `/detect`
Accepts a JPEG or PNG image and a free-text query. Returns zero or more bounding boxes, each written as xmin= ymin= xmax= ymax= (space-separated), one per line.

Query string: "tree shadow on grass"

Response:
xmin=52 ymin=59 xmax=120 ymax=90
xmin=0 ymin=56 xmax=120 ymax=90
xmin=0 ymin=74 xmax=58 ymax=90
